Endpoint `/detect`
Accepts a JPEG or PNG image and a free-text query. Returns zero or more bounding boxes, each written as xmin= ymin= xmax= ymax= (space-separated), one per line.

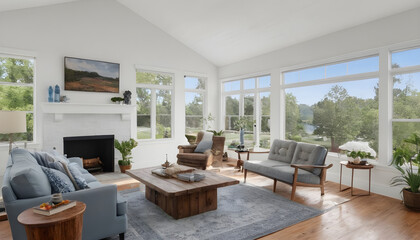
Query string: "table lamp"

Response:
xmin=0 ymin=111 xmax=27 ymax=153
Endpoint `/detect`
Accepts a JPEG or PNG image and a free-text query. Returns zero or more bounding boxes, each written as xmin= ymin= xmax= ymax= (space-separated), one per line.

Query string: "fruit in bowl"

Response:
xmin=39 ymin=200 xmax=70 ymax=210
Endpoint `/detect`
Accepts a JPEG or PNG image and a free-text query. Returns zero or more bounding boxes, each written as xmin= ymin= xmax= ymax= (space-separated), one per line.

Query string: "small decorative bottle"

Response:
xmin=48 ymin=86 xmax=53 ymax=102
xmin=54 ymin=85 xmax=60 ymax=102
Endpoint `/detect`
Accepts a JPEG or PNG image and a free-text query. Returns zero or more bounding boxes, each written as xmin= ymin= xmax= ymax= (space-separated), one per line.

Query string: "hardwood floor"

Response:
xmin=1 ymin=165 xmax=419 ymax=240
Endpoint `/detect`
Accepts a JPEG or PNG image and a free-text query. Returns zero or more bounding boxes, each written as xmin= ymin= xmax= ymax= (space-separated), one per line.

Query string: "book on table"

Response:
xmin=33 ymin=200 xmax=76 ymax=216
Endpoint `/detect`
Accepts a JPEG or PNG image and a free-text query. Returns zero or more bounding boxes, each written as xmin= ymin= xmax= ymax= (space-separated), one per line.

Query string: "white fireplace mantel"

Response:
xmin=41 ymin=102 xmax=136 ymax=121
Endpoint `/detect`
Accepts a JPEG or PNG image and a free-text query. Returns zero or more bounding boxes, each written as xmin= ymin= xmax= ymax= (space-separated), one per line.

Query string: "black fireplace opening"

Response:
xmin=63 ymin=135 xmax=115 ymax=172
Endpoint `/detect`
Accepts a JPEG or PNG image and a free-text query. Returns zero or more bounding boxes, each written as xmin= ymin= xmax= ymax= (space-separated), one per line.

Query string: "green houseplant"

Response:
xmin=114 ymin=138 xmax=138 ymax=173
xmin=391 ymin=133 xmax=420 ymax=210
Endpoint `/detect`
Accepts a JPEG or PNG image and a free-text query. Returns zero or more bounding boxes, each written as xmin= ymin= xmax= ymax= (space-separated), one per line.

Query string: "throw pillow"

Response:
xmin=68 ymin=163 xmax=89 ymax=189
xmin=194 ymin=140 xmax=213 ymax=153
xmin=9 ymin=149 xmax=51 ymax=199
xmin=41 ymin=166 xmax=75 ymax=193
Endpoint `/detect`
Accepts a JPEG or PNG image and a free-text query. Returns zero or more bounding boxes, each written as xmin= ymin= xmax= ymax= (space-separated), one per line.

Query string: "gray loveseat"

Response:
xmin=2 ymin=148 xmax=127 ymax=240
xmin=244 ymin=139 xmax=332 ymax=200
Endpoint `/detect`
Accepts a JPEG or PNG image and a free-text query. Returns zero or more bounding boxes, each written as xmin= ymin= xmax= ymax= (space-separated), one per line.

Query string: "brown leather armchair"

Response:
xmin=177 ymin=131 xmax=225 ymax=170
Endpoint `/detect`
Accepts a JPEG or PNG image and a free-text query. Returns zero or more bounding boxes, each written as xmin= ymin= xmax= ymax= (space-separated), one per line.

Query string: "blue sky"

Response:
xmin=65 ymin=57 xmax=119 ymax=78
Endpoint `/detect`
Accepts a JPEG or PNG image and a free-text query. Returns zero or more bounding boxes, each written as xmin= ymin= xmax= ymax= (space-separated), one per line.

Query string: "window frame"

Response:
xmin=281 ymin=54 xmax=380 ymax=155
xmin=390 ymin=46 xmax=420 ymax=154
xmin=0 ymin=52 xmax=36 ymax=145
xmin=222 ymin=75 xmax=271 ymax=148
xmin=184 ymin=75 xmax=208 ymax=133
xmin=135 ymin=68 xmax=175 ymax=141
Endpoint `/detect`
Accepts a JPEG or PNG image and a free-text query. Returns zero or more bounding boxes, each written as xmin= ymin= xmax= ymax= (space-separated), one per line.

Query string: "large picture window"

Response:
xmin=223 ymin=76 xmax=271 ymax=149
xmin=284 ymin=56 xmax=379 ymax=153
xmin=185 ymin=76 xmax=206 ymax=134
xmin=0 ymin=54 xmax=35 ymax=143
xmin=136 ymin=70 xmax=173 ymax=140
xmin=391 ymin=46 xmax=420 ymax=149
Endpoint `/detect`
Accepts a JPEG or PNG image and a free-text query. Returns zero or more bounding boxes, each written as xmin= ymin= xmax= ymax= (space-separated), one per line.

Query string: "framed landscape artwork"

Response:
xmin=64 ymin=57 xmax=120 ymax=93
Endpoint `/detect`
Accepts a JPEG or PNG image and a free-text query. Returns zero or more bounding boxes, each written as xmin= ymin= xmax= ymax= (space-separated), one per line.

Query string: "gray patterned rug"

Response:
xmin=110 ymin=183 xmax=322 ymax=240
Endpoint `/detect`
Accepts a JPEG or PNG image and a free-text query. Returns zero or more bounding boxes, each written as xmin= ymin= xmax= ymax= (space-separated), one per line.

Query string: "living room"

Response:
xmin=1 ymin=0 xmax=420 ymax=239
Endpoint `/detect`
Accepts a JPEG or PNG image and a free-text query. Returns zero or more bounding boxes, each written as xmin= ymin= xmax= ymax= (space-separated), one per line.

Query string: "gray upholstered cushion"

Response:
xmin=194 ymin=140 xmax=213 ymax=153
xmin=268 ymin=139 xmax=297 ymax=163
xmin=68 ymin=163 xmax=89 ymax=189
xmin=291 ymin=143 xmax=327 ymax=175
xmin=41 ymin=166 xmax=75 ymax=193
xmin=244 ymin=160 xmax=289 ymax=172
xmin=9 ymin=149 xmax=51 ymax=199
xmin=272 ymin=166 xmax=321 ymax=185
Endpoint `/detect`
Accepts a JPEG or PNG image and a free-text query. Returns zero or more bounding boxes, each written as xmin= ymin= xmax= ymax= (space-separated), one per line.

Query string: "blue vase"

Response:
xmin=48 ymin=86 xmax=53 ymax=102
xmin=240 ymin=128 xmax=245 ymax=146
xmin=54 ymin=85 xmax=60 ymax=102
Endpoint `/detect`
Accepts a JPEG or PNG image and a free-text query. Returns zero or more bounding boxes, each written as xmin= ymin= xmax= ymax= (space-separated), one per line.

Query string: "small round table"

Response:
xmin=235 ymin=149 xmax=270 ymax=172
xmin=339 ymin=161 xmax=374 ymax=196
xmin=18 ymin=201 xmax=86 ymax=240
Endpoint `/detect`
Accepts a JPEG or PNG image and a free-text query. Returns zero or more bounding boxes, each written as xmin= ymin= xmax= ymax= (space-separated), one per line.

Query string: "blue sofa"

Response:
xmin=2 ymin=149 xmax=127 ymax=240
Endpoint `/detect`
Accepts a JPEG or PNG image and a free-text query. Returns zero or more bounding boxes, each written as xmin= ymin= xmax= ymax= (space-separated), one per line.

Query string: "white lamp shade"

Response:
xmin=0 ymin=111 xmax=27 ymax=134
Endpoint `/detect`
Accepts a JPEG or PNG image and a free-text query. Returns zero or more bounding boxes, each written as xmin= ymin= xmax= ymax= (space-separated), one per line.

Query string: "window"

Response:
xmin=284 ymin=56 xmax=379 ymax=84
xmin=284 ymin=56 xmax=379 ymax=153
xmin=136 ymin=70 xmax=173 ymax=140
xmin=223 ymin=76 xmax=271 ymax=149
xmin=0 ymin=55 xmax=35 ymax=143
xmin=185 ymin=76 xmax=206 ymax=134
xmin=391 ymin=46 xmax=420 ymax=149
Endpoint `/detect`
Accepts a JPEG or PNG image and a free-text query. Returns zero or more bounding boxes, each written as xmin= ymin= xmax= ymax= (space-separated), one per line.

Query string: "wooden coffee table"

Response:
xmin=127 ymin=167 xmax=239 ymax=219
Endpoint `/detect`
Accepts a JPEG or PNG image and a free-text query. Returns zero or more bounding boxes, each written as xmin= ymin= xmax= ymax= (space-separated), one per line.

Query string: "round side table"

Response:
xmin=339 ymin=161 xmax=374 ymax=196
xmin=18 ymin=201 xmax=86 ymax=240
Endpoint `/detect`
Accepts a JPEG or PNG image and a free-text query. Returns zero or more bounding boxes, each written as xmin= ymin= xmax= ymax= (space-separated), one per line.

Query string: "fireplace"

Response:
xmin=63 ymin=135 xmax=115 ymax=172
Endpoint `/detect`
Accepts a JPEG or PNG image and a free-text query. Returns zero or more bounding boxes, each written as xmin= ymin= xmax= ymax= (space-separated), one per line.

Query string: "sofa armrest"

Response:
xmin=178 ymin=144 xmax=197 ymax=153
xmin=290 ymin=163 xmax=333 ymax=169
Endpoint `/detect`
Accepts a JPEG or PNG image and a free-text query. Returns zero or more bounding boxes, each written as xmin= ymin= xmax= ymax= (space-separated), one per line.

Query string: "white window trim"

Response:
xmin=135 ymin=69 xmax=175 ymax=141
xmin=0 ymin=52 xmax=37 ymax=146
xmin=222 ymin=75 xmax=271 ymax=148
xmin=184 ymin=75 xmax=208 ymax=131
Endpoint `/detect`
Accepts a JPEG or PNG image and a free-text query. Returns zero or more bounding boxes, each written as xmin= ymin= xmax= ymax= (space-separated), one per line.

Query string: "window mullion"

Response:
xmin=151 ymin=89 xmax=157 ymax=139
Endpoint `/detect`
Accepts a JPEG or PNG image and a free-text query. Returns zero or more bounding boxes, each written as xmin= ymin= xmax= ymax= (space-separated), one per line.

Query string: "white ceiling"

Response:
xmin=2 ymin=0 xmax=420 ymax=66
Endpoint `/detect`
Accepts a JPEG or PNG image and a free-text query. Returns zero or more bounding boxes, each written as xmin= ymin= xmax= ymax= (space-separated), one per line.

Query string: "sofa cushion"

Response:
xmin=9 ymin=149 xmax=51 ymax=199
xmin=272 ymin=166 xmax=321 ymax=185
xmin=268 ymin=139 xmax=297 ymax=163
xmin=194 ymin=140 xmax=213 ymax=153
xmin=68 ymin=163 xmax=89 ymax=189
xmin=41 ymin=166 xmax=75 ymax=193
xmin=244 ymin=159 xmax=289 ymax=173
xmin=291 ymin=143 xmax=327 ymax=175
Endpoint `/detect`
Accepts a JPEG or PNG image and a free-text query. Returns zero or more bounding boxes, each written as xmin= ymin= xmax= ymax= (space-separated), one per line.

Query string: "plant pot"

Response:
xmin=402 ymin=188 xmax=420 ymax=210
xmin=119 ymin=164 xmax=132 ymax=173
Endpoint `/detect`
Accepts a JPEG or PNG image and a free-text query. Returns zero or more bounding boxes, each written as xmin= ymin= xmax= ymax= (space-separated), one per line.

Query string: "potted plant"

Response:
xmin=114 ymin=138 xmax=138 ymax=173
xmin=111 ymin=97 xmax=124 ymax=104
xmin=339 ymin=141 xmax=376 ymax=164
xmin=391 ymin=133 xmax=420 ymax=210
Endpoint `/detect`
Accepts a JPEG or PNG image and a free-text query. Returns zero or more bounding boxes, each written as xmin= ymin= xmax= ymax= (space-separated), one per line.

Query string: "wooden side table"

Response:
xmin=339 ymin=161 xmax=374 ymax=196
xmin=18 ymin=201 xmax=86 ymax=240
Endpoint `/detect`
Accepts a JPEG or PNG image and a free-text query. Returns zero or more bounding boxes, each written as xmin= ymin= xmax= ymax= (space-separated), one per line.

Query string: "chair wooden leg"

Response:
xmin=273 ymin=179 xmax=277 ymax=192
xmin=291 ymin=167 xmax=299 ymax=200
xmin=244 ymin=169 xmax=247 ymax=183
xmin=320 ymin=183 xmax=325 ymax=196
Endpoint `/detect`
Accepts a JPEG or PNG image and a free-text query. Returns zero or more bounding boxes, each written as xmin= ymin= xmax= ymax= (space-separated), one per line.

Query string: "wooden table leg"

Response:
xmin=339 ymin=164 xmax=350 ymax=192
xmin=351 ymin=168 xmax=354 ymax=196
xmin=369 ymin=168 xmax=371 ymax=195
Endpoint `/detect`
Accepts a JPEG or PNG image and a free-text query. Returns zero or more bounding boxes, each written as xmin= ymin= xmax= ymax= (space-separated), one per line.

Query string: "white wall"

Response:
xmin=0 ymin=0 xmax=218 ymax=173
xmin=218 ymin=7 xmax=420 ymax=199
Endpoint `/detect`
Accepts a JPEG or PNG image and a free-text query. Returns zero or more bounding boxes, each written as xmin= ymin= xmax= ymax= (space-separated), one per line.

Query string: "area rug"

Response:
xmin=110 ymin=184 xmax=323 ymax=240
